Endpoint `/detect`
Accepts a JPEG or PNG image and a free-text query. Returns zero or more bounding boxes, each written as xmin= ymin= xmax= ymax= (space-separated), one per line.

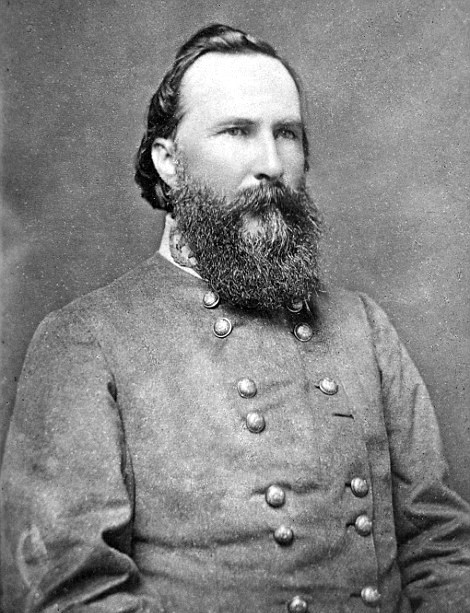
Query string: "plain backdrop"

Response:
xmin=1 ymin=0 xmax=469 ymax=501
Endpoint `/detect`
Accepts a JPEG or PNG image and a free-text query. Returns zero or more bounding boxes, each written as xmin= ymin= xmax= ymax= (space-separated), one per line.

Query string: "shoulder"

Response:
xmin=67 ymin=252 xmax=183 ymax=313
xmin=39 ymin=252 xmax=197 ymax=331
xmin=314 ymin=286 xmax=405 ymax=366
xmin=316 ymin=286 xmax=389 ymax=333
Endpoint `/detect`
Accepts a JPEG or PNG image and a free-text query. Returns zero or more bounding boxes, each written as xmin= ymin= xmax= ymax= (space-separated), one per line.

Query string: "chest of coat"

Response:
xmin=113 ymin=305 xmax=382 ymax=527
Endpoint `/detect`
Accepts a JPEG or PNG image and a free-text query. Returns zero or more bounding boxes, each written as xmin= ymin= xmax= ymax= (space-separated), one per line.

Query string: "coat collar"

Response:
xmin=158 ymin=214 xmax=201 ymax=279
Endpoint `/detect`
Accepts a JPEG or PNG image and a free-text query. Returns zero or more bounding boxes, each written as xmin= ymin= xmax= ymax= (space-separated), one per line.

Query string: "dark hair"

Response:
xmin=134 ymin=23 xmax=309 ymax=211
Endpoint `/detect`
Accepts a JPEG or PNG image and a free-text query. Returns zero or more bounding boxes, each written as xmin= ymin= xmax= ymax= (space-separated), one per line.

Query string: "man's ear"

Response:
xmin=151 ymin=138 xmax=178 ymax=188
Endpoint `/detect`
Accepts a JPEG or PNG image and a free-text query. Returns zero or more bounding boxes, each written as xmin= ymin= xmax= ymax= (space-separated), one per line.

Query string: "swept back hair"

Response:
xmin=134 ymin=23 xmax=309 ymax=211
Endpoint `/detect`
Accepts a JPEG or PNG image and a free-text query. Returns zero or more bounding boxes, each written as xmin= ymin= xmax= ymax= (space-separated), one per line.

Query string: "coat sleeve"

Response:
xmin=360 ymin=294 xmax=470 ymax=612
xmin=0 ymin=308 xmax=163 ymax=613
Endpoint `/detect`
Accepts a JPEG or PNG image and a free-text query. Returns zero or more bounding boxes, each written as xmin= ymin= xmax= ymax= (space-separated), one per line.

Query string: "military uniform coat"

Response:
xmin=2 ymin=252 xmax=470 ymax=613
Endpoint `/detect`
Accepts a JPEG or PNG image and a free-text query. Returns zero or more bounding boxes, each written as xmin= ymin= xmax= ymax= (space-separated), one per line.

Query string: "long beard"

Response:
xmin=169 ymin=178 xmax=322 ymax=311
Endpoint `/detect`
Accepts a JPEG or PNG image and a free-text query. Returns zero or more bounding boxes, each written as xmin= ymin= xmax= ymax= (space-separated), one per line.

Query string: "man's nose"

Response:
xmin=252 ymin=134 xmax=284 ymax=183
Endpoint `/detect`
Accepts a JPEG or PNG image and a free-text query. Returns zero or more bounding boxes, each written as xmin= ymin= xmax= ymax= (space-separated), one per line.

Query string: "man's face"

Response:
xmin=173 ymin=52 xmax=306 ymax=198
xmin=159 ymin=50 xmax=321 ymax=311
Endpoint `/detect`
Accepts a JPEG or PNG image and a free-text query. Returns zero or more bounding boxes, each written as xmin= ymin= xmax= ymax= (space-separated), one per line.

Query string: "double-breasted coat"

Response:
xmin=2 ymin=253 xmax=470 ymax=612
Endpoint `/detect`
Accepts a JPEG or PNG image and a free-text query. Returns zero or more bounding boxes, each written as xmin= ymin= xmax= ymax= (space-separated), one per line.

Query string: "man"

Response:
xmin=1 ymin=23 xmax=470 ymax=613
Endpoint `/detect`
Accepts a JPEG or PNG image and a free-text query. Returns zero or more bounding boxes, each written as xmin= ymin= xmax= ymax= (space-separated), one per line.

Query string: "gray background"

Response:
xmin=1 ymin=0 xmax=469 ymax=501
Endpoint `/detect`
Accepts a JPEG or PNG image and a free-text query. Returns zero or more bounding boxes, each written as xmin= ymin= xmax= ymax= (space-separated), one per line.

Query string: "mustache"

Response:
xmin=170 ymin=173 xmax=322 ymax=237
xmin=224 ymin=181 xmax=305 ymax=216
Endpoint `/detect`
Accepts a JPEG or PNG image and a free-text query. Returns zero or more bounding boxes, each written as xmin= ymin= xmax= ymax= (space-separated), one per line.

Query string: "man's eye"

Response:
xmin=223 ymin=127 xmax=246 ymax=136
xmin=278 ymin=128 xmax=298 ymax=140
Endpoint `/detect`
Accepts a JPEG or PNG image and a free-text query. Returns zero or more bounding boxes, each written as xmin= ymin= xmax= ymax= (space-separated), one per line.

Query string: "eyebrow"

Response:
xmin=275 ymin=119 xmax=304 ymax=132
xmin=212 ymin=118 xmax=256 ymax=128
xmin=212 ymin=117 xmax=304 ymax=130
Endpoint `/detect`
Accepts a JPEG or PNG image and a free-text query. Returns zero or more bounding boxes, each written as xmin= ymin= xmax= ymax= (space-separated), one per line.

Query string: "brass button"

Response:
xmin=351 ymin=477 xmax=369 ymax=498
xmin=293 ymin=323 xmax=313 ymax=342
xmin=203 ymin=290 xmax=220 ymax=309
xmin=274 ymin=525 xmax=294 ymax=546
xmin=246 ymin=411 xmax=265 ymax=433
xmin=287 ymin=299 xmax=304 ymax=313
xmin=265 ymin=484 xmax=286 ymax=508
xmin=237 ymin=378 xmax=257 ymax=398
xmin=355 ymin=514 xmax=373 ymax=536
xmin=361 ymin=586 xmax=381 ymax=607
xmin=318 ymin=377 xmax=339 ymax=395
xmin=287 ymin=596 xmax=308 ymax=613
xmin=213 ymin=317 xmax=232 ymax=338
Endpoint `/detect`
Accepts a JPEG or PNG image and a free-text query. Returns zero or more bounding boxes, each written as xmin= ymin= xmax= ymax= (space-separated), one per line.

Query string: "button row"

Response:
xmin=204 ymin=292 xmax=315 ymax=344
xmin=237 ymin=375 xmax=339 ymax=403
xmin=236 ymin=378 xmax=264 ymax=433
xmin=236 ymin=374 xmax=345 ymax=436
xmin=265 ymin=485 xmax=295 ymax=548
xmin=287 ymin=586 xmax=381 ymax=612
xmin=213 ymin=317 xmax=315 ymax=343
xmin=204 ymin=292 xmax=306 ymax=315
xmin=206 ymin=291 xmax=375 ymax=610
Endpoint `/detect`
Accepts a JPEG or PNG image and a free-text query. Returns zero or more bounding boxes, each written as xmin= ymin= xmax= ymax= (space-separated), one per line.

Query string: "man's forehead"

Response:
xmin=178 ymin=52 xmax=301 ymax=121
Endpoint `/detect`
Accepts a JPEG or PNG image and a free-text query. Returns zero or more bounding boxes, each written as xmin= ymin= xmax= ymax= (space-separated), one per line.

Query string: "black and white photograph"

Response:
xmin=1 ymin=1 xmax=470 ymax=611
